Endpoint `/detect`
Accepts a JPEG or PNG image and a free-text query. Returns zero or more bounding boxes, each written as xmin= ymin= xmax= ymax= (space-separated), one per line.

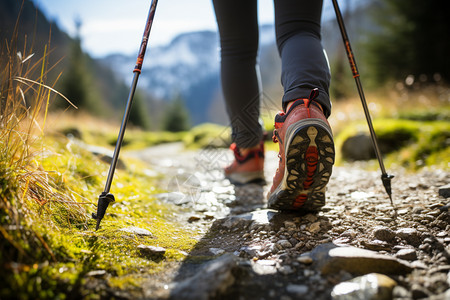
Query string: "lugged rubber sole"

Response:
xmin=268 ymin=119 xmax=335 ymax=211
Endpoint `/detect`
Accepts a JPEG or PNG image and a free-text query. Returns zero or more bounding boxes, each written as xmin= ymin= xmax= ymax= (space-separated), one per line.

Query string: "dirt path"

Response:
xmin=126 ymin=144 xmax=450 ymax=300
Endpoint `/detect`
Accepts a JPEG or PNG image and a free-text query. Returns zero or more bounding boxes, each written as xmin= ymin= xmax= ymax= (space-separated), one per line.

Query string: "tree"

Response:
xmin=366 ymin=0 xmax=450 ymax=84
xmin=128 ymin=90 xmax=151 ymax=130
xmin=58 ymin=18 xmax=102 ymax=113
xmin=162 ymin=96 xmax=190 ymax=132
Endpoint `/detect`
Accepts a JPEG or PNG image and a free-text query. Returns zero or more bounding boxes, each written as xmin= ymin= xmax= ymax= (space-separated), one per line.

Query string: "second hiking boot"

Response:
xmin=224 ymin=141 xmax=265 ymax=185
xmin=267 ymin=88 xmax=335 ymax=211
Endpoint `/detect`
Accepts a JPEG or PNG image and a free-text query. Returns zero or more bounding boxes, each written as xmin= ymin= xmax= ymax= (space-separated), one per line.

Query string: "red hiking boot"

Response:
xmin=224 ymin=141 xmax=265 ymax=185
xmin=267 ymin=89 xmax=334 ymax=211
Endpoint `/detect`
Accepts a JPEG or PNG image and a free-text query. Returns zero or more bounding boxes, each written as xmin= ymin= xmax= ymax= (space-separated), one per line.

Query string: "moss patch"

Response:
xmin=335 ymin=118 xmax=450 ymax=169
xmin=1 ymin=133 xmax=198 ymax=299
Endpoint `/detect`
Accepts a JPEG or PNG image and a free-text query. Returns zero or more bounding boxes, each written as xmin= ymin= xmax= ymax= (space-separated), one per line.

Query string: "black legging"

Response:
xmin=213 ymin=0 xmax=331 ymax=148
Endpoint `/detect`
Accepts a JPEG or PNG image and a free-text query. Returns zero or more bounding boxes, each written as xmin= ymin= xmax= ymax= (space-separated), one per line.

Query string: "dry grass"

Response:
xmin=0 ymin=22 xmax=90 ymax=264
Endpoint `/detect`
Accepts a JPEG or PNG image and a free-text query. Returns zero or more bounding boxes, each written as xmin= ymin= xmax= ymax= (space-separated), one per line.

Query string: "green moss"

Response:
xmin=335 ymin=118 xmax=450 ymax=170
xmin=2 ymin=132 xmax=199 ymax=298
xmin=183 ymin=123 xmax=231 ymax=149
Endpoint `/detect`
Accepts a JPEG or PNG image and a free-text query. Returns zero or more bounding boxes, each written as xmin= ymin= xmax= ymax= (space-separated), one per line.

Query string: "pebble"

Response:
xmin=119 ymin=226 xmax=153 ymax=236
xmin=85 ymin=270 xmax=107 ymax=278
xmin=137 ymin=245 xmax=166 ymax=257
xmin=286 ymin=284 xmax=308 ymax=296
xmin=307 ymin=221 xmax=321 ymax=233
xmin=277 ymin=240 xmax=293 ymax=249
xmin=331 ymin=273 xmax=397 ymax=300
xmin=395 ymin=228 xmax=422 ymax=246
xmin=209 ymin=248 xmax=225 ymax=255
xmin=297 ymin=255 xmax=313 ymax=265
xmin=372 ymin=226 xmax=396 ymax=242
xmin=395 ymin=248 xmax=417 ymax=261
xmin=188 ymin=215 xmax=202 ymax=222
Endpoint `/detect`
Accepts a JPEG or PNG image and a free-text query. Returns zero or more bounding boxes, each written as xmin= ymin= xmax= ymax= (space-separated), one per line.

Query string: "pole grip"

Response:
xmin=133 ymin=0 xmax=159 ymax=73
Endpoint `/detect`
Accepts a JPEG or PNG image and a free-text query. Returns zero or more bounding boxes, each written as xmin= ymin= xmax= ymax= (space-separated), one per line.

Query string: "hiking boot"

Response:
xmin=224 ymin=141 xmax=265 ymax=185
xmin=267 ymin=88 xmax=334 ymax=211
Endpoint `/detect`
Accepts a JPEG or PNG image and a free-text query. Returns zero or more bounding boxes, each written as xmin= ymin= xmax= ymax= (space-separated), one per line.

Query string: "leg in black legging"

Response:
xmin=274 ymin=0 xmax=332 ymax=117
xmin=212 ymin=0 xmax=263 ymax=148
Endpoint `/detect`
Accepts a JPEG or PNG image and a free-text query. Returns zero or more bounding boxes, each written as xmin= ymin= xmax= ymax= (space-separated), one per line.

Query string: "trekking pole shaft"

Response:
xmin=331 ymin=0 xmax=387 ymax=175
xmin=103 ymin=73 xmax=139 ymax=193
xmin=103 ymin=0 xmax=158 ymax=193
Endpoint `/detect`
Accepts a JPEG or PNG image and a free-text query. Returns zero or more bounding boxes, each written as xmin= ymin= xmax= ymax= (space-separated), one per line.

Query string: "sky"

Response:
xmin=33 ymin=0 xmax=277 ymax=58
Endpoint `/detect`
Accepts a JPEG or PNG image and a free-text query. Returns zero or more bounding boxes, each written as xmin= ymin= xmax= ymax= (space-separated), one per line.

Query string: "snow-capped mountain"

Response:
xmin=99 ymin=25 xmax=277 ymax=124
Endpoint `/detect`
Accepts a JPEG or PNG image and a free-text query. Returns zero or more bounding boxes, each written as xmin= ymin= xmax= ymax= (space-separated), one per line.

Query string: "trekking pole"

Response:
xmin=331 ymin=0 xmax=396 ymax=211
xmin=92 ymin=0 xmax=159 ymax=230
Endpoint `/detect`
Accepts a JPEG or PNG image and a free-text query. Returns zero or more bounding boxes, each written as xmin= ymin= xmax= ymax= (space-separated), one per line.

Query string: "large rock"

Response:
xmin=169 ymin=254 xmax=239 ymax=300
xmin=310 ymin=243 xmax=413 ymax=275
xmin=212 ymin=209 xmax=277 ymax=231
xmin=331 ymin=273 xmax=397 ymax=300
xmin=341 ymin=134 xmax=375 ymax=161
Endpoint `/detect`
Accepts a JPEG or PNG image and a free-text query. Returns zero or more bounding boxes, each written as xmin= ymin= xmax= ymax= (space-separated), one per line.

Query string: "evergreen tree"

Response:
xmin=163 ymin=96 xmax=190 ymax=132
xmin=367 ymin=0 xmax=450 ymax=84
xmin=58 ymin=18 xmax=102 ymax=113
xmin=128 ymin=90 xmax=151 ymax=130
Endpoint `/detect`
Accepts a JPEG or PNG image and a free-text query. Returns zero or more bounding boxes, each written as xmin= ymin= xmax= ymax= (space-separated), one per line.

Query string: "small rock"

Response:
xmin=411 ymin=284 xmax=430 ymax=299
xmin=310 ymin=243 xmax=413 ymax=275
xmin=392 ymin=286 xmax=411 ymax=299
xmin=308 ymin=221 xmax=321 ymax=234
xmin=170 ymin=254 xmax=238 ymax=300
xmin=120 ymin=226 xmax=153 ymax=236
xmin=252 ymin=260 xmax=277 ymax=275
xmin=85 ymin=270 xmax=107 ymax=278
xmin=278 ymin=265 xmax=294 ymax=275
xmin=188 ymin=215 xmax=201 ymax=222
xmin=304 ymin=214 xmax=318 ymax=223
xmin=438 ymin=184 xmax=450 ymax=198
xmin=374 ymin=216 xmax=394 ymax=223
xmin=277 ymin=239 xmax=293 ymax=249
xmin=137 ymin=245 xmax=166 ymax=258
xmin=362 ymin=239 xmax=391 ymax=251
xmin=286 ymin=284 xmax=308 ymax=296
xmin=395 ymin=248 xmax=417 ymax=261
xmin=331 ymin=273 xmax=397 ymax=300
xmin=373 ymin=226 xmax=396 ymax=242
xmin=297 ymin=255 xmax=313 ymax=265
xmin=395 ymin=228 xmax=421 ymax=246
xmin=203 ymin=213 xmax=215 ymax=220
xmin=209 ymin=248 xmax=225 ymax=256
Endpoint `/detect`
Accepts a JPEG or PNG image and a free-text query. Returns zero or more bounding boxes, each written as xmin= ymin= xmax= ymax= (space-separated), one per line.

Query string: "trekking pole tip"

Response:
xmin=92 ymin=192 xmax=115 ymax=231
xmin=381 ymin=173 xmax=396 ymax=214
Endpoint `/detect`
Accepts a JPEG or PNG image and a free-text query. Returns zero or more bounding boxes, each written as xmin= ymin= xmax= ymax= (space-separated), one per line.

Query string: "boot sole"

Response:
xmin=268 ymin=119 xmax=334 ymax=211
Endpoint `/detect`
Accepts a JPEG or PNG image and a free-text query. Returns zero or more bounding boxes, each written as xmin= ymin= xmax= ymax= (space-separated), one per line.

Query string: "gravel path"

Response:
xmin=126 ymin=144 xmax=450 ymax=300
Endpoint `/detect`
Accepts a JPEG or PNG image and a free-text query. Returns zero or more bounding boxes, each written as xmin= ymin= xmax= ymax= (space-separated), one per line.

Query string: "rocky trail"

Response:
xmin=122 ymin=143 xmax=450 ymax=300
